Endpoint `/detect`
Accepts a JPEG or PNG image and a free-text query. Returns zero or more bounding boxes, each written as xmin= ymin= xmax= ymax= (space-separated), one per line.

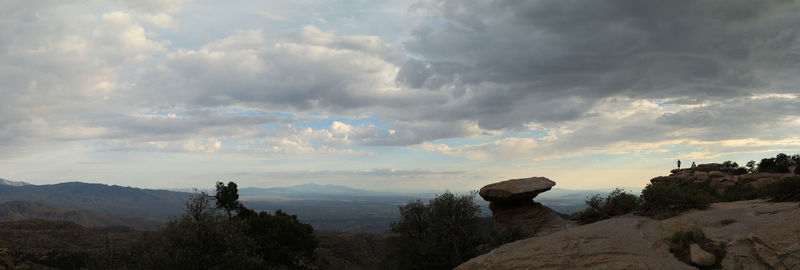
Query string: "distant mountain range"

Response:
xmin=0 ymin=178 xmax=624 ymax=232
xmin=0 ymin=201 xmax=161 ymax=230
xmin=0 ymin=177 xmax=31 ymax=187
xmin=0 ymin=181 xmax=190 ymax=220
xmin=238 ymin=182 xmax=404 ymax=198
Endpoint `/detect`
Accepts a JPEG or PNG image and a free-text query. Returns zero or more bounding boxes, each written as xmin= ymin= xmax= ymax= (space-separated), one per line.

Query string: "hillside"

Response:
xmin=0 ymin=201 xmax=161 ymax=231
xmin=457 ymin=200 xmax=800 ymax=269
xmin=0 ymin=219 xmax=142 ymax=269
xmin=0 ymin=182 xmax=190 ymax=220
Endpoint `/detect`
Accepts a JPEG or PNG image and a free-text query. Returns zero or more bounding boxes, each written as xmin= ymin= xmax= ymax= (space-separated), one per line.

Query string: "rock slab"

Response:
xmin=458 ymin=200 xmax=800 ymax=270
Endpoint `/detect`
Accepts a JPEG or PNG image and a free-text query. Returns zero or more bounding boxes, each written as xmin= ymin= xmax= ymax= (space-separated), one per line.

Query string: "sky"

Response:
xmin=2 ymin=0 xmax=800 ymax=191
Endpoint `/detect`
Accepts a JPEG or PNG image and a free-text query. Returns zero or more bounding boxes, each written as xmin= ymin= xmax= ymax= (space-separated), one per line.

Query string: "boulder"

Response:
xmin=690 ymin=244 xmax=716 ymax=266
xmin=479 ymin=177 xmax=555 ymax=203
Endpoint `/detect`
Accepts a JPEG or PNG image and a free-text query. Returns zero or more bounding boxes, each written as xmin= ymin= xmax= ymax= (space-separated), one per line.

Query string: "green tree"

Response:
xmin=383 ymin=191 xmax=481 ymax=270
xmin=746 ymin=160 xmax=757 ymax=173
xmin=238 ymin=208 xmax=318 ymax=269
xmin=215 ymin=181 xmax=242 ymax=219
xmin=124 ymin=191 xmax=262 ymax=270
xmin=118 ymin=182 xmax=318 ymax=270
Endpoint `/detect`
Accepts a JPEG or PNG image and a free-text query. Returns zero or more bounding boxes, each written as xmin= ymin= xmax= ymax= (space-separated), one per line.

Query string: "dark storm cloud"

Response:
xmin=400 ymin=0 xmax=800 ymax=129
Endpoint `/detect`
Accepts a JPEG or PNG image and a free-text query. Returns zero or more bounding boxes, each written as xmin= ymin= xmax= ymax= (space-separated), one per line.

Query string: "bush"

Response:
xmin=122 ymin=192 xmax=263 ymax=270
xmin=758 ymin=158 xmax=777 ymax=173
xmin=668 ymin=226 xmax=724 ymax=268
xmin=382 ymin=192 xmax=482 ymax=270
xmin=640 ymin=181 xmax=713 ymax=218
xmin=721 ymin=161 xmax=739 ymax=169
xmin=719 ymin=184 xmax=761 ymax=202
xmin=116 ymin=183 xmax=318 ymax=270
xmin=730 ymin=167 xmax=748 ymax=175
xmin=763 ymin=177 xmax=800 ymax=202
xmin=572 ymin=188 xmax=640 ymax=224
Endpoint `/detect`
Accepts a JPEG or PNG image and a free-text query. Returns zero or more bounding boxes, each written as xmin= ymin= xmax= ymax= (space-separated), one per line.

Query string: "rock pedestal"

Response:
xmin=479 ymin=177 xmax=565 ymax=236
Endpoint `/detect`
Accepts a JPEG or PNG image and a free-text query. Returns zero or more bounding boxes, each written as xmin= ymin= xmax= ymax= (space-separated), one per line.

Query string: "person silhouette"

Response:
xmin=677 ymin=160 xmax=681 ymax=169
xmin=691 ymin=162 xmax=696 ymax=170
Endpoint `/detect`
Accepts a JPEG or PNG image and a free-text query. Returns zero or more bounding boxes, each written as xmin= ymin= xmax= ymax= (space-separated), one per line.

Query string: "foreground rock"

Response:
xmin=479 ymin=177 xmax=567 ymax=237
xmin=689 ymin=244 xmax=716 ymax=266
xmin=457 ymin=200 xmax=800 ymax=270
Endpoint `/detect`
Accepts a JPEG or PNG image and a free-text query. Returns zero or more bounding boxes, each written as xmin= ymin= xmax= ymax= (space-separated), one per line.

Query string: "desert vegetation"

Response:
xmin=667 ymin=226 xmax=725 ymax=269
xmin=90 ymin=181 xmax=319 ymax=270
xmin=573 ymin=153 xmax=800 ymax=224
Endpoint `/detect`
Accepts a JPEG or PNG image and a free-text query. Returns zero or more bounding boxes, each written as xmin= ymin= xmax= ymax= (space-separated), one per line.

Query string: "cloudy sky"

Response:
xmin=2 ymin=0 xmax=800 ymax=191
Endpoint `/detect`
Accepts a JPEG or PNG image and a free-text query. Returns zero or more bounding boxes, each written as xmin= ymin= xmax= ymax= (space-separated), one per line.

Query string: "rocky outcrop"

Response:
xmin=479 ymin=177 xmax=568 ymax=237
xmin=652 ymin=163 xmax=797 ymax=194
xmin=456 ymin=200 xmax=800 ymax=270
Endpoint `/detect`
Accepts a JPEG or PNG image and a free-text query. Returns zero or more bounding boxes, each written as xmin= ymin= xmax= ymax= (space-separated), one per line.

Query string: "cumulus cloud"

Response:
xmin=0 ymin=2 xmax=166 ymax=158
xmin=4 ymin=0 xmax=800 ymax=189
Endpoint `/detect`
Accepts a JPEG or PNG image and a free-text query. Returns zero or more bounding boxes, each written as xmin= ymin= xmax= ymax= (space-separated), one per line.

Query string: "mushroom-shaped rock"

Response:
xmin=479 ymin=177 xmax=566 ymax=237
xmin=479 ymin=177 xmax=555 ymax=203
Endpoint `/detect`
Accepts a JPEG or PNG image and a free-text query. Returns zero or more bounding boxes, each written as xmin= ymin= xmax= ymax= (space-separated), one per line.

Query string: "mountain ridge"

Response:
xmin=0 ymin=200 xmax=161 ymax=231
xmin=0 ymin=181 xmax=190 ymax=220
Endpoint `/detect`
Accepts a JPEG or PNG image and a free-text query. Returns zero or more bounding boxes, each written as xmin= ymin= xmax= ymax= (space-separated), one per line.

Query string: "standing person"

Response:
xmin=691 ymin=162 xmax=696 ymax=170
xmin=677 ymin=160 xmax=681 ymax=169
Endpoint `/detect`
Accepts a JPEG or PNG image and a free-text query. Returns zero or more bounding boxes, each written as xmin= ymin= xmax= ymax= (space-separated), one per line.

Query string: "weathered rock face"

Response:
xmin=457 ymin=200 xmax=800 ymax=270
xmin=479 ymin=177 xmax=566 ymax=237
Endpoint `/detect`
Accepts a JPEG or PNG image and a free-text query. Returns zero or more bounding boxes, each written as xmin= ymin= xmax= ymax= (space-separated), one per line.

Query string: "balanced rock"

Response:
xmin=479 ymin=177 xmax=555 ymax=203
xmin=479 ymin=177 xmax=565 ymax=237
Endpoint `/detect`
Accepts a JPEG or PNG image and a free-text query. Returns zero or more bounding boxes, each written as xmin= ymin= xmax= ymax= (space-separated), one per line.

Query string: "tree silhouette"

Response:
xmin=214 ymin=181 xmax=242 ymax=219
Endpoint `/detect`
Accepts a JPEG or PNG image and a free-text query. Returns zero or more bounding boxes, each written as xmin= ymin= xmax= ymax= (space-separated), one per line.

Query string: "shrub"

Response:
xmin=640 ymin=181 xmax=713 ymax=218
xmin=670 ymin=226 xmax=707 ymax=250
xmin=730 ymin=167 xmax=748 ymax=175
xmin=758 ymin=158 xmax=777 ymax=173
xmin=382 ymin=192 xmax=482 ymax=270
xmin=572 ymin=188 xmax=640 ymax=224
xmin=763 ymin=177 xmax=800 ymax=202
xmin=795 ymin=164 xmax=800 ymax=175
xmin=719 ymin=184 xmax=761 ymax=202
xmin=746 ymin=160 xmax=757 ymax=173
xmin=721 ymin=160 xmax=739 ymax=169
xmin=668 ymin=226 xmax=724 ymax=268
